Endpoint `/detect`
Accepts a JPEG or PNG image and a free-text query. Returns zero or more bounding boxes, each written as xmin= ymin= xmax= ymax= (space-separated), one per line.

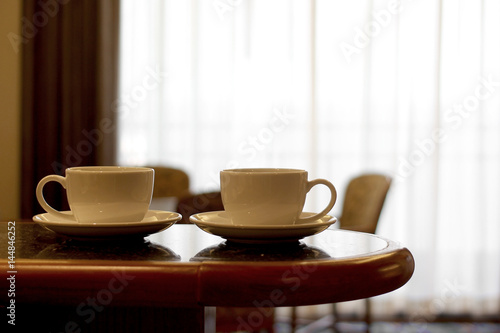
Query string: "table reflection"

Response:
xmin=7 ymin=222 xmax=390 ymax=263
xmin=303 ymin=227 xmax=389 ymax=258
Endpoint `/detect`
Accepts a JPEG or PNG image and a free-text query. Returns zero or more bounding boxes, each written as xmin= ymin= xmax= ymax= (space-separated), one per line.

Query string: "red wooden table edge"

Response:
xmin=0 ymin=237 xmax=414 ymax=308
xmin=198 ymin=244 xmax=414 ymax=306
xmin=0 ymin=260 xmax=201 ymax=308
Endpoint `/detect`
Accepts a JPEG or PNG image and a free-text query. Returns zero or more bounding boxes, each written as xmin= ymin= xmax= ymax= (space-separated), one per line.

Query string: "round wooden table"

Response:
xmin=1 ymin=221 xmax=414 ymax=332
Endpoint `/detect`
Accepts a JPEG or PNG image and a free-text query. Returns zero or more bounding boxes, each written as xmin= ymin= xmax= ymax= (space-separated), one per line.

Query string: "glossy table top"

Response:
xmin=0 ymin=221 xmax=414 ymax=308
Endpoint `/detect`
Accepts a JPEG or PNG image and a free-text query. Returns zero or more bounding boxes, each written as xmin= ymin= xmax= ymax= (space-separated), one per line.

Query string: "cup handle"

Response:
xmin=36 ymin=175 xmax=75 ymax=220
xmin=296 ymin=178 xmax=337 ymax=224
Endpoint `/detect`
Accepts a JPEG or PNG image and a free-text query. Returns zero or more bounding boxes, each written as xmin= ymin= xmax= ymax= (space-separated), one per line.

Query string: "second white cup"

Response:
xmin=220 ymin=168 xmax=337 ymax=226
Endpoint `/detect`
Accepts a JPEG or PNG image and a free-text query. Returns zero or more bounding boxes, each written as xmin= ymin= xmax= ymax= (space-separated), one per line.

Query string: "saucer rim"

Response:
xmin=32 ymin=210 xmax=182 ymax=228
xmin=189 ymin=211 xmax=337 ymax=230
xmin=190 ymin=211 xmax=337 ymax=244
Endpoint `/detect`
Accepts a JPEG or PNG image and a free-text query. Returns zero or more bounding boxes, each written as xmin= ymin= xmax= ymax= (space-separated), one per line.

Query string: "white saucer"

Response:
xmin=190 ymin=211 xmax=337 ymax=244
xmin=32 ymin=210 xmax=182 ymax=239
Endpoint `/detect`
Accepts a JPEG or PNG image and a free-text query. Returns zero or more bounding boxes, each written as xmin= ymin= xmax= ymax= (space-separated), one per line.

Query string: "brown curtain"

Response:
xmin=21 ymin=0 xmax=120 ymax=219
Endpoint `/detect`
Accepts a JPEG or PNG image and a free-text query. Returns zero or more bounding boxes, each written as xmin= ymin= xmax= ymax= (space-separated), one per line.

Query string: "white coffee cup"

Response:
xmin=36 ymin=166 xmax=155 ymax=223
xmin=220 ymin=168 xmax=337 ymax=226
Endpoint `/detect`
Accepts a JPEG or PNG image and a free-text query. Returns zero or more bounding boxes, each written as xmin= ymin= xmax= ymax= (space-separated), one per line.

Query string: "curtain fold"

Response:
xmin=21 ymin=0 xmax=120 ymax=219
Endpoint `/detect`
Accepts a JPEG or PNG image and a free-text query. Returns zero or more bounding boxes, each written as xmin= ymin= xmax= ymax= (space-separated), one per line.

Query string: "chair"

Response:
xmin=176 ymin=191 xmax=223 ymax=223
xmin=337 ymin=173 xmax=392 ymax=234
xmin=334 ymin=173 xmax=391 ymax=332
xmin=290 ymin=173 xmax=392 ymax=333
xmin=147 ymin=166 xmax=191 ymax=211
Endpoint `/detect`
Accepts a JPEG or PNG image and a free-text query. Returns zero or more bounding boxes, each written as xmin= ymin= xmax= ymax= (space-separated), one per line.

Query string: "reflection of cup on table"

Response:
xmin=35 ymin=239 xmax=180 ymax=261
xmin=36 ymin=166 xmax=154 ymax=223
xmin=220 ymin=168 xmax=337 ymax=226
xmin=191 ymin=241 xmax=331 ymax=262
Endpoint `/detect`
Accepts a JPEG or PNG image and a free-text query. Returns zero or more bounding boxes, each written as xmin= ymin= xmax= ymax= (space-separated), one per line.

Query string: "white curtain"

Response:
xmin=118 ymin=0 xmax=500 ymax=320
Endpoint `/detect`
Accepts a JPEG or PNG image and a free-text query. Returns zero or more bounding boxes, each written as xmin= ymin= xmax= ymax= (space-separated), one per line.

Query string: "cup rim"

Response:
xmin=222 ymin=168 xmax=306 ymax=174
xmin=67 ymin=166 xmax=153 ymax=173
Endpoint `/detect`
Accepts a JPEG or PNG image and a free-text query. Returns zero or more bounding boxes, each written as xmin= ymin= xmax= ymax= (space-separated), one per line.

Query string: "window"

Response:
xmin=119 ymin=0 xmax=500 ymax=318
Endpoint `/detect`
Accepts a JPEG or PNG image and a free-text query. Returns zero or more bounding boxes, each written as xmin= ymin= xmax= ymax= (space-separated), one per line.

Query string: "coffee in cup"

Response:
xmin=220 ymin=168 xmax=336 ymax=226
xmin=36 ymin=166 xmax=155 ymax=223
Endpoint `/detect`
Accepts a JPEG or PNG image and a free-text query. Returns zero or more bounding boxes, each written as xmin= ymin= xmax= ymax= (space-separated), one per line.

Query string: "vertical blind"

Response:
xmin=118 ymin=0 xmax=500 ymax=319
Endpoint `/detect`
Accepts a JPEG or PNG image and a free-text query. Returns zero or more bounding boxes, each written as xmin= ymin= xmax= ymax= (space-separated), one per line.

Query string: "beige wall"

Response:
xmin=0 ymin=0 xmax=22 ymax=220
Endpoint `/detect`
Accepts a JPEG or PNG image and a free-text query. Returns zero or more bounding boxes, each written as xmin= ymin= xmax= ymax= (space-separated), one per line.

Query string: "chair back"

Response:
xmin=339 ymin=174 xmax=392 ymax=234
xmin=176 ymin=191 xmax=223 ymax=223
xmin=147 ymin=166 xmax=191 ymax=200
